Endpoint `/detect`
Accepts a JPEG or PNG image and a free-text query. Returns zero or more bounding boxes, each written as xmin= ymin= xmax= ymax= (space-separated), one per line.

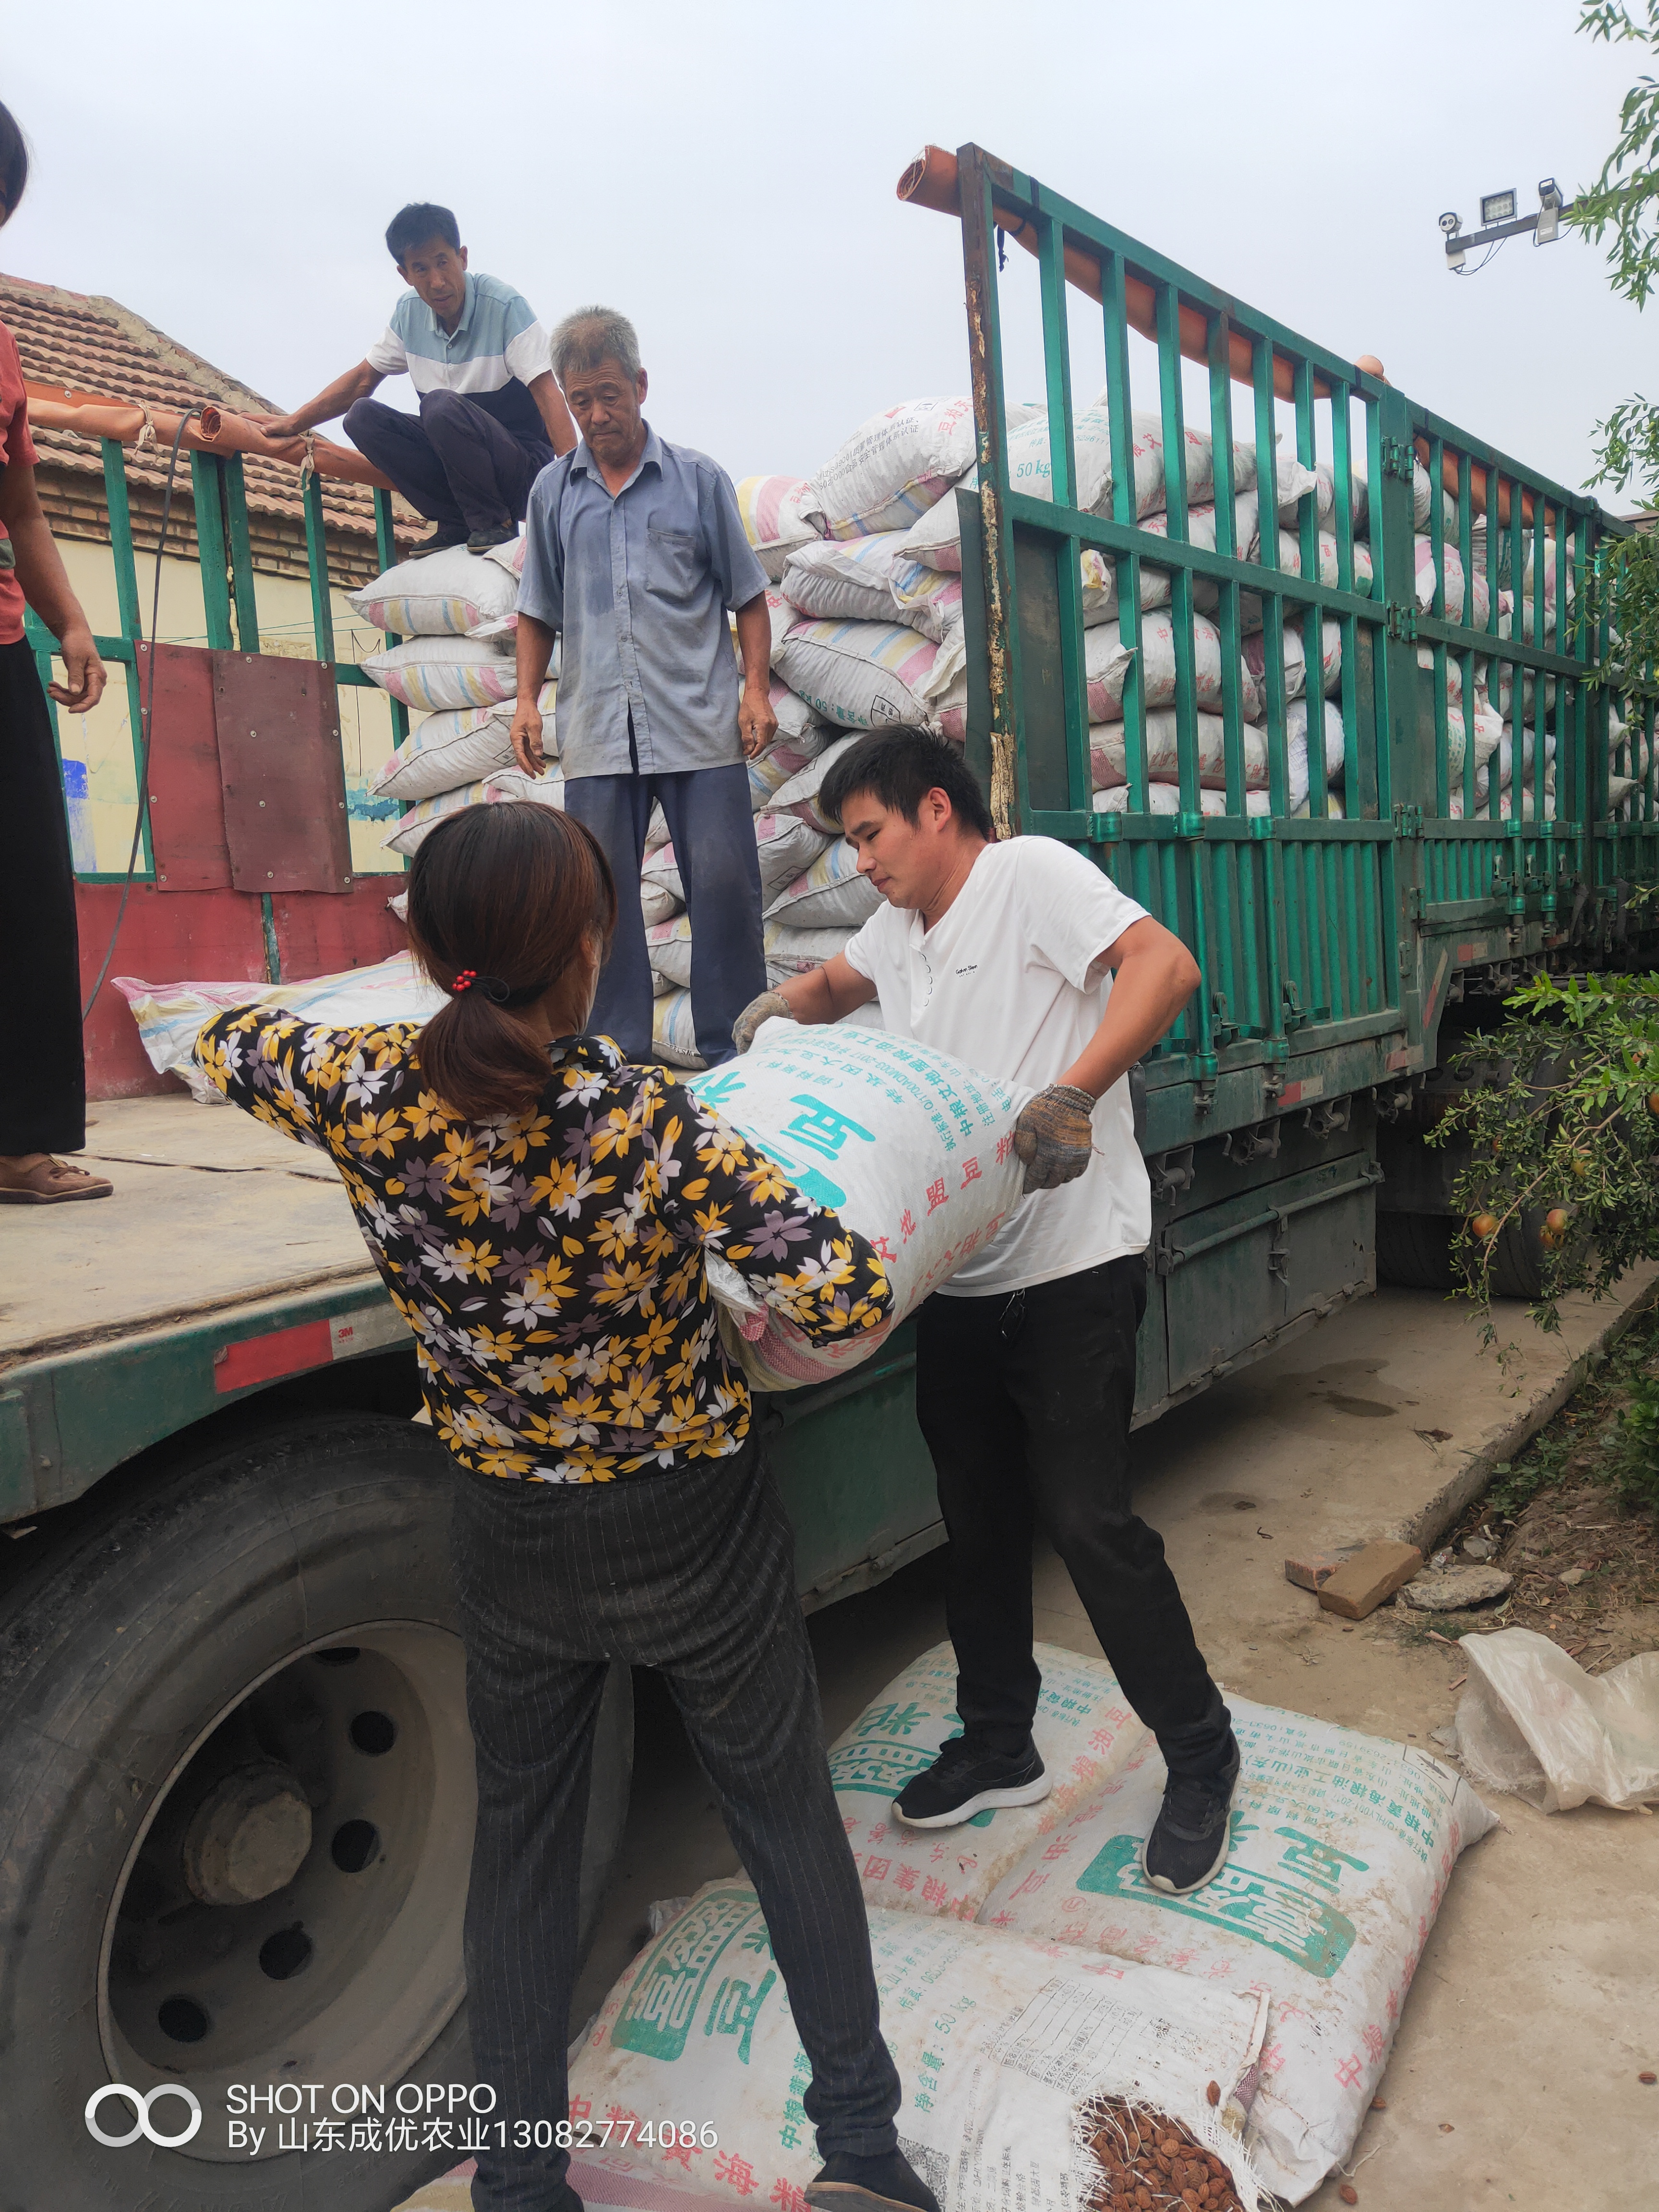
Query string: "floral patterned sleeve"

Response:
xmin=194 ymin=1005 xmax=420 ymax=1166
xmin=645 ymin=1073 xmax=893 ymax=1347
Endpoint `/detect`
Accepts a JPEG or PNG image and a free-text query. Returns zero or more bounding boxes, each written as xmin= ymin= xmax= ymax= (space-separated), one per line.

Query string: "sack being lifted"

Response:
xmin=688 ymin=1019 xmax=1028 ymax=1390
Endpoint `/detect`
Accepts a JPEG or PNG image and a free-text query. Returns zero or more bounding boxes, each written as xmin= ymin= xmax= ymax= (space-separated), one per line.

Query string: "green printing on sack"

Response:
xmin=830 ymin=1730 xmax=997 ymax=1827
xmin=1073 ymin=1821 xmax=1366 ymax=1980
xmin=612 ymin=1887 xmax=776 ymax=2061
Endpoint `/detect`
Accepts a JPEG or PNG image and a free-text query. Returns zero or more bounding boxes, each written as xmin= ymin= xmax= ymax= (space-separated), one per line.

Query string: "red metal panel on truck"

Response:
xmin=136 ymin=643 xmax=232 ymax=893
xmin=214 ymin=654 xmax=353 ymax=895
xmin=77 ymin=882 xmax=267 ymax=1099
xmin=272 ymin=880 xmax=407 ymax=980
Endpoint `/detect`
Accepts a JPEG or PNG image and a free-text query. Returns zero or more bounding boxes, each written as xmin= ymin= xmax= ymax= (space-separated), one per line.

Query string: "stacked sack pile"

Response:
xmin=351 ymin=541 xmax=560 ymax=855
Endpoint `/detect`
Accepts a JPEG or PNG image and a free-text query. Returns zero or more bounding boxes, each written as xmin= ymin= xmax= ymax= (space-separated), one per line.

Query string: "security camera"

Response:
xmin=1538 ymin=177 xmax=1560 ymax=207
xmin=1439 ymin=211 xmax=1462 ymax=237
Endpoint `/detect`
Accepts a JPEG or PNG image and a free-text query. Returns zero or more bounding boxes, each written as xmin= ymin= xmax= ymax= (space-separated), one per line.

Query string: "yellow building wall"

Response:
xmin=48 ymin=537 xmax=403 ymax=877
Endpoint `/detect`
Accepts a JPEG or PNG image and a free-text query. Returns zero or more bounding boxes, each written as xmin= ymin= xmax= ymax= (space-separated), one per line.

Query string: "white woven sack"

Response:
xmin=361 ymin=634 xmax=517 ymax=712
xmin=830 ymin=1640 xmax=1148 ymax=1923
xmin=640 ymin=881 xmax=682 ymax=926
xmin=1094 ymin=784 xmax=1274 ymax=818
xmin=687 ymin=1020 xmax=1026 ymax=1390
xmin=887 ymin=553 xmax=964 ymax=644
xmin=980 ymin=1694 xmax=1496 ymax=2203
xmin=380 ymin=768 xmax=565 ymax=856
xmin=570 ymin=1882 xmax=1271 ymax=2212
xmin=646 ymin=915 xmax=693 ymax=989
xmin=1086 ymin=613 xmax=1264 ymax=725
xmin=371 ymin=683 xmax=554 ymax=803
xmin=763 ymin=919 xmax=859 ymax=973
xmin=768 ymin=678 xmax=830 ymax=748
xmin=762 ymin=587 xmax=800 ymax=665
xmin=781 ymin=533 xmax=909 ymax=625
xmin=769 ymin=736 xmax=860 ymax=834
xmin=348 ymin=541 xmax=520 ymax=637
xmin=736 ymin=473 xmax=824 ymax=582
xmin=764 ymin=838 xmax=881 ymax=929
xmin=651 ymin=987 xmax=703 ymax=1069
xmin=809 ymin=396 xmax=978 ymax=539
xmin=642 ymin=814 xmax=831 ymax=908
xmin=773 ymin=619 xmax=939 ymax=732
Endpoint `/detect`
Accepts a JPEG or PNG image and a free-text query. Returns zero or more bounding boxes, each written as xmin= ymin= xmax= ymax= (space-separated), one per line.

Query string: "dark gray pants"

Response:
xmin=345 ymin=390 xmax=551 ymax=534
xmin=563 ymin=753 xmax=765 ymax=1068
xmin=450 ymin=1437 xmax=900 ymax=2212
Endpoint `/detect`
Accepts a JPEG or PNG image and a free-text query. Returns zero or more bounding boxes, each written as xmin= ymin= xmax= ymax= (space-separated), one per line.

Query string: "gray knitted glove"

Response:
xmin=732 ymin=991 xmax=795 ymax=1054
xmin=1012 ymin=1084 xmax=1097 ymax=1192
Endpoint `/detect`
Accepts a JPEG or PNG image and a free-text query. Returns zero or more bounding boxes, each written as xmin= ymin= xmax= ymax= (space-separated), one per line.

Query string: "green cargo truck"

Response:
xmin=3 ymin=144 xmax=1653 ymax=2208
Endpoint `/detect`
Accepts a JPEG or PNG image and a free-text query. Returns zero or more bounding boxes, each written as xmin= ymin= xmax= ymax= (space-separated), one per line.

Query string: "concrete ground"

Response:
xmin=399 ymin=1276 xmax=1659 ymax=2212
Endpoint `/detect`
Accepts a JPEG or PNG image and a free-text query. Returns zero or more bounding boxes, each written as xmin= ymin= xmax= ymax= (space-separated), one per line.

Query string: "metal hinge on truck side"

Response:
xmin=1380 ymin=437 xmax=1415 ymax=481
xmin=1384 ymin=602 xmax=1418 ymax=644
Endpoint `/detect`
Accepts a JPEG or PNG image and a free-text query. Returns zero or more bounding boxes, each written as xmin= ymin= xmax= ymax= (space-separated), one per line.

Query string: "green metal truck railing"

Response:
xmin=950 ymin=144 xmax=1640 ymax=1152
xmin=26 ymin=440 xmax=409 ymax=886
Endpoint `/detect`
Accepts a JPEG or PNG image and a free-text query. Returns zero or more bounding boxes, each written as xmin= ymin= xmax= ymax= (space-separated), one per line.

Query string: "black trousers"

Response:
xmin=914 ymin=1255 xmax=1231 ymax=1779
xmin=449 ymin=1436 xmax=900 ymax=2212
xmin=0 ymin=637 xmax=84 ymax=1154
xmin=345 ymin=390 xmax=551 ymax=534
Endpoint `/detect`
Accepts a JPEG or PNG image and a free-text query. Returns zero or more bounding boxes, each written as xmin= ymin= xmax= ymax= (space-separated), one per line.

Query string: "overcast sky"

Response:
xmin=6 ymin=0 xmax=1649 ymax=504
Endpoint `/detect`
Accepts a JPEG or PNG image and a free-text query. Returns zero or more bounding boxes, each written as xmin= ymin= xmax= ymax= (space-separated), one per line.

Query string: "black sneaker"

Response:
xmin=404 ymin=527 xmax=468 ymax=559
xmin=467 ymin=525 xmax=517 ymax=554
xmin=892 ymin=1736 xmax=1050 ymax=1829
xmin=1141 ymin=1739 xmax=1241 ymax=1896
xmin=806 ymin=2150 xmax=940 ymax=2212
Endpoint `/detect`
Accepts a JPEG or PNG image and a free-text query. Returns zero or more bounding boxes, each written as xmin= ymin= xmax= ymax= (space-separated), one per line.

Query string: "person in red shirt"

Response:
xmin=0 ymin=102 xmax=113 ymax=1202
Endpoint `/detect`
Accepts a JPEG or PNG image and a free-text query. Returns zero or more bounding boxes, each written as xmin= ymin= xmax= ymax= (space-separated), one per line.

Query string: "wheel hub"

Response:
xmin=181 ymin=1761 xmax=313 ymax=1906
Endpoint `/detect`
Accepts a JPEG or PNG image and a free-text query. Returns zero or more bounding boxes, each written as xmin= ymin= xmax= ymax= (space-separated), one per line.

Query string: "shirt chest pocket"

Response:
xmin=645 ymin=522 xmax=707 ymax=602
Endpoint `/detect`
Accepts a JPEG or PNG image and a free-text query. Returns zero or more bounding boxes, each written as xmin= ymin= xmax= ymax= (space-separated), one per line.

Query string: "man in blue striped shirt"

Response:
xmin=251 ymin=203 xmax=576 ymax=556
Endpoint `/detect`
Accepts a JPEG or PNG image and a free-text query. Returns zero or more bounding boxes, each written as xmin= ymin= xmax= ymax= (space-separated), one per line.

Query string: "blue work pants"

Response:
xmin=564 ymin=756 xmax=764 ymax=1067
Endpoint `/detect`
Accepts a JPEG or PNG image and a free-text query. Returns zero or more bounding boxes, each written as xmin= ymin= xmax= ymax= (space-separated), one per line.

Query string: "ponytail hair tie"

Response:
xmin=448 ymin=969 xmax=548 ymax=1009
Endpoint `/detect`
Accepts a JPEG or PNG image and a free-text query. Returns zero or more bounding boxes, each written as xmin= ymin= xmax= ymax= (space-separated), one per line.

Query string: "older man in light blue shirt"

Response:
xmin=510 ymin=307 xmax=775 ymax=1066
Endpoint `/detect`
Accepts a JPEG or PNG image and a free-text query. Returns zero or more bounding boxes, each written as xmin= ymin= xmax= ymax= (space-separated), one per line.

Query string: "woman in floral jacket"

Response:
xmin=196 ymin=801 xmax=938 ymax=2212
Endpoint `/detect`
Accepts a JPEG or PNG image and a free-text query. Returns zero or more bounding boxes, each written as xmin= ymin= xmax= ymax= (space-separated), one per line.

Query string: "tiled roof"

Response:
xmin=4 ymin=272 xmax=417 ymax=544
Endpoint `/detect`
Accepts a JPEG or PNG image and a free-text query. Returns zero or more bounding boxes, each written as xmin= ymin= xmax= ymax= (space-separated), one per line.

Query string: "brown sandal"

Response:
xmin=0 ymin=1154 xmax=115 ymax=1203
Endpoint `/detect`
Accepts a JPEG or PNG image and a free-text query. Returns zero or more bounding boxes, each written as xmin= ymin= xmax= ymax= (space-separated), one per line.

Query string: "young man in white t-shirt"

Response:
xmin=733 ymin=730 xmax=1239 ymax=1897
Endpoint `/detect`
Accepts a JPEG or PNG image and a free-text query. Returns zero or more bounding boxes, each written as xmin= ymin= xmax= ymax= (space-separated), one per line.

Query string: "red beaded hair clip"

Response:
xmin=452 ymin=970 xmax=478 ymax=992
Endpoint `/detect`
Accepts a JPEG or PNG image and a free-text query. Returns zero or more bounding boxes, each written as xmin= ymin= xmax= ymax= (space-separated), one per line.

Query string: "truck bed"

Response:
xmin=0 ymin=1095 xmax=375 ymax=1373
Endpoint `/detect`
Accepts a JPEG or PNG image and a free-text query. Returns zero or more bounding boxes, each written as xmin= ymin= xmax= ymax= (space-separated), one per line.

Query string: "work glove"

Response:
xmin=732 ymin=991 xmax=795 ymax=1055
xmin=1012 ymin=1084 xmax=1097 ymax=1193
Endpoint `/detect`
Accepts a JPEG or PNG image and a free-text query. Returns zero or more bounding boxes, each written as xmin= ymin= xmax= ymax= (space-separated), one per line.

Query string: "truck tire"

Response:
xmin=1374 ymin=1211 xmax=1457 ymax=1291
xmin=0 ymin=1413 xmax=632 ymax=2211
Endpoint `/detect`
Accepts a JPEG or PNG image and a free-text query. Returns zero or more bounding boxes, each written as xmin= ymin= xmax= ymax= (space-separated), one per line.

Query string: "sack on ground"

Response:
xmin=980 ymin=1690 xmax=1496 ymax=2203
xmin=687 ymin=1020 xmax=1028 ymax=1390
xmin=361 ymin=634 xmax=518 ymax=712
xmin=830 ymin=1639 xmax=1148 ymax=1923
xmin=571 ymin=1880 xmax=1271 ymax=2212
xmin=773 ymin=618 xmax=940 ymax=732
xmin=809 ymin=397 xmax=978 ymax=539
xmin=764 ymin=838 xmax=882 ymax=929
xmin=348 ymin=540 xmax=521 ymax=637
xmin=736 ymin=474 xmax=824 ymax=581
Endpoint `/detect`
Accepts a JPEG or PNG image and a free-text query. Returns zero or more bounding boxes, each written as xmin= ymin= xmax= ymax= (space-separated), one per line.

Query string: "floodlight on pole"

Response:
xmin=1441 ymin=177 xmax=1576 ymax=269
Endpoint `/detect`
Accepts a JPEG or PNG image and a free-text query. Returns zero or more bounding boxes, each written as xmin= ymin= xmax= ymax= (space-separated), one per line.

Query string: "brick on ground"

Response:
xmin=1316 ymin=1539 xmax=1423 ymax=1621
